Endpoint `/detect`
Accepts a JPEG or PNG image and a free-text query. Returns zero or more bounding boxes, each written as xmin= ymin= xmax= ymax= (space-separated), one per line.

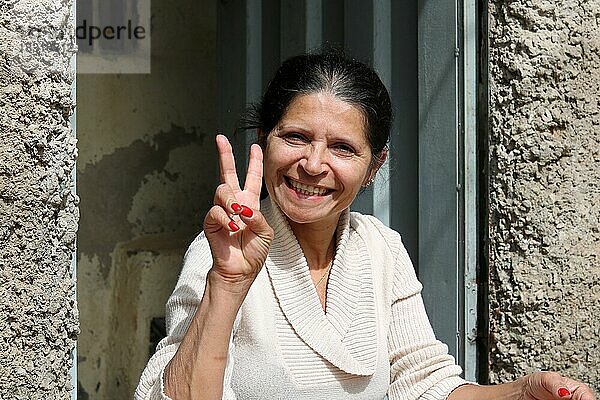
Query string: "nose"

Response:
xmin=301 ymin=143 xmax=327 ymax=176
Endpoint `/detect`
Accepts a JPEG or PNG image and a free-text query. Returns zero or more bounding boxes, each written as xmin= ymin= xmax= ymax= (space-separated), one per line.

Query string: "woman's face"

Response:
xmin=263 ymin=92 xmax=377 ymax=228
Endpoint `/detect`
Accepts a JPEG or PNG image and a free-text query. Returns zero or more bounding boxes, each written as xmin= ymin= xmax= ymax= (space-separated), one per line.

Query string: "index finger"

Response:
xmin=216 ymin=134 xmax=241 ymax=191
xmin=243 ymin=143 xmax=264 ymax=200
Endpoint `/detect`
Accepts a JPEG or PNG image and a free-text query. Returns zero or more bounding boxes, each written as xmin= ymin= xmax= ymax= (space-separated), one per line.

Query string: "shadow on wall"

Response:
xmin=78 ymin=125 xmax=209 ymax=279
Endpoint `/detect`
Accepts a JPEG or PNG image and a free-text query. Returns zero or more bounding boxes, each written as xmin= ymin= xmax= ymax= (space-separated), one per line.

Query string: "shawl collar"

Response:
xmin=261 ymin=197 xmax=377 ymax=376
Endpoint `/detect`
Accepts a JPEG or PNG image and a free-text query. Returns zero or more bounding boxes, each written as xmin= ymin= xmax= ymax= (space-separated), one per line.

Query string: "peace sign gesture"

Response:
xmin=204 ymin=135 xmax=274 ymax=292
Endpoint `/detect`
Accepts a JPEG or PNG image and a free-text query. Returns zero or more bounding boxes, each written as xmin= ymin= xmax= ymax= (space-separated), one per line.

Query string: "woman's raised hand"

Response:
xmin=204 ymin=135 xmax=274 ymax=292
xmin=521 ymin=372 xmax=596 ymax=400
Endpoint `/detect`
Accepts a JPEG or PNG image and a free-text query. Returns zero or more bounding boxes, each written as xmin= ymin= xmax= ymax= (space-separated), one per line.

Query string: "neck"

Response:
xmin=287 ymin=214 xmax=340 ymax=271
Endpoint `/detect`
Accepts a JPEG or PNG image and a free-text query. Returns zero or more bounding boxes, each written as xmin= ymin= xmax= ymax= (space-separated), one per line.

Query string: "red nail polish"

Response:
xmin=231 ymin=203 xmax=242 ymax=213
xmin=558 ymin=388 xmax=570 ymax=398
xmin=228 ymin=221 xmax=239 ymax=231
xmin=240 ymin=205 xmax=253 ymax=218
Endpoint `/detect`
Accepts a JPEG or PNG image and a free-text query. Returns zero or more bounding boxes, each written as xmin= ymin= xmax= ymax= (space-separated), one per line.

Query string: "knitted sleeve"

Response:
xmin=134 ymin=232 xmax=238 ymax=400
xmin=387 ymin=241 xmax=467 ymax=400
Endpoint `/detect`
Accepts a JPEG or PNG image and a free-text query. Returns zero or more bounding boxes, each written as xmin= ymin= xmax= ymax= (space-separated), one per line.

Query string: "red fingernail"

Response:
xmin=558 ymin=388 xmax=570 ymax=398
xmin=228 ymin=221 xmax=239 ymax=231
xmin=231 ymin=203 xmax=242 ymax=213
xmin=240 ymin=205 xmax=253 ymax=218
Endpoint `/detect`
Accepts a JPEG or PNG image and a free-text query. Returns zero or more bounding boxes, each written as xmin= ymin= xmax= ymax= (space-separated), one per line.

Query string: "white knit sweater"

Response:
xmin=135 ymin=197 xmax=467 ymax=399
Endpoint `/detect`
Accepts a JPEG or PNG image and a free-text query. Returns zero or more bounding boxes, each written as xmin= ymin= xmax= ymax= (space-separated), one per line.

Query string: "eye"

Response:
xmin=331 ymin=142 xmax=356 ymax=156
xmin=282 ymin=132 xmax=309 ymax=144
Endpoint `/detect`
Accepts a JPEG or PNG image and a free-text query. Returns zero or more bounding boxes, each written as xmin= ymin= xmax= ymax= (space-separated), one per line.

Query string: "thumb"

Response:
xmin=528 ymin=372 xmax=572 ymax=400
xmin=539 ymin=372 xmax=572 ymax=399
xmin=238 ymin=205 xmax=274 ymax=240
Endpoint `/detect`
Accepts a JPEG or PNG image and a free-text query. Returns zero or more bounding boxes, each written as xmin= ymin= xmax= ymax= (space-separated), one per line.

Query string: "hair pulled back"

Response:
xmin=240 ymin=48 xmax=393 ymax=159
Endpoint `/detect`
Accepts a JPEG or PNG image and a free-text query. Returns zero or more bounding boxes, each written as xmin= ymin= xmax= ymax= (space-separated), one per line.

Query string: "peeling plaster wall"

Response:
xmin=0 ymin=1 xmax=78 ymax=399
xmin=76 ymin=1 xmax=217 ymax=398
xmin=488 ymin=0 xmax=600 ymax=389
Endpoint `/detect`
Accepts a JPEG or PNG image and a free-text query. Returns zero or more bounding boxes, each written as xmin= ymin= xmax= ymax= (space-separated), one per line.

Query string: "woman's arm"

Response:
xmin=385 ymin=238 xmax=596 ymax=400
xmin=135 ymin=232 xmax=240 ymax=400
xmin=163 ymin=137 xmax=273 ymax=399
xmin=385 ymin=237 xmax=466 ymax=399
xmin=448 ymin=378 xmax=525 ymax=400
xmin=163 ymin=271 xmax=248 ymax=400
xmin=136 ymin=136 xmax=273 ymax=400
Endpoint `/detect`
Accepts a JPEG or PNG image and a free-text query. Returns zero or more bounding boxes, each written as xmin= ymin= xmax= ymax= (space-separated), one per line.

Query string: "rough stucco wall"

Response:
xmin=76 ymin=0 xmax=217 ymax=398
xmin=0 ymin=1 xmax=78 ymax=399
xmin=488 ymin=0 xmax=600 ymax=390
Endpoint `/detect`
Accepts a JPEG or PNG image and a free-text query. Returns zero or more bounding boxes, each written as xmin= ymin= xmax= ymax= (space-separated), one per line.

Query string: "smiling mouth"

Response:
xmin=284 ymin=177 xmax=332 ymax=196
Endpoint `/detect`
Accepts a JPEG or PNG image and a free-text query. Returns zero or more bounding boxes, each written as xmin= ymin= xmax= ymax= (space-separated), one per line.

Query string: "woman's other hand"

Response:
xmin=521 ymin=371 xmax=596 ymax=400
xmin=204 ymin=134 xmax=274 ymax=293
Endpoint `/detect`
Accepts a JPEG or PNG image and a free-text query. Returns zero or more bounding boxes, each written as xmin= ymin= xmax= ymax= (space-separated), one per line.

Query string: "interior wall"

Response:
xmin=488 ymin=0 xmax=600 ymax=390
xmin=76 ymin=0 xmax=217 ymax=398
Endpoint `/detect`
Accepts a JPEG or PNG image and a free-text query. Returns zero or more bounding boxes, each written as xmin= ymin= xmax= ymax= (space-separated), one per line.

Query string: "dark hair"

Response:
xmin=239 ymin=48 xmax=392 ymax=160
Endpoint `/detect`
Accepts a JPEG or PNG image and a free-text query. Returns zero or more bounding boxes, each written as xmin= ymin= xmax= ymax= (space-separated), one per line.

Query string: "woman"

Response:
xmin=136 ymin=51 xmax=595 ymax=399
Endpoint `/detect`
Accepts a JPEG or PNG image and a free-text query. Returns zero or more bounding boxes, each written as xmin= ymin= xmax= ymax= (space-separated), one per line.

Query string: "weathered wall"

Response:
xmin=75 ymin=0 xmax=217 ymax=398
xmin=0 ymin=1 xmax=78 ymax=399
xmin=488 ymin=0 xmax=600 ymax=390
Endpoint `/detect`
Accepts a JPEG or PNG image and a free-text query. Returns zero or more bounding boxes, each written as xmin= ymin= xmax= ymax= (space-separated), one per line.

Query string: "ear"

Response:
xmin=363 ymin=148 xmax=388 ymax=186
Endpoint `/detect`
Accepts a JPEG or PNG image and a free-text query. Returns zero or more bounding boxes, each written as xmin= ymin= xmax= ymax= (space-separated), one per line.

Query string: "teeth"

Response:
xmin=288 ymin=179 xmax=327 ymax=196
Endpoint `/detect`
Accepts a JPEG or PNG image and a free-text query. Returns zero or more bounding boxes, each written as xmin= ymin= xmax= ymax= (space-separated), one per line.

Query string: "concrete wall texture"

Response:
xmin=0 ymin=0 xmax=79 ymax=399
xmin=488 ymin=0 xmax=600 ymax=389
